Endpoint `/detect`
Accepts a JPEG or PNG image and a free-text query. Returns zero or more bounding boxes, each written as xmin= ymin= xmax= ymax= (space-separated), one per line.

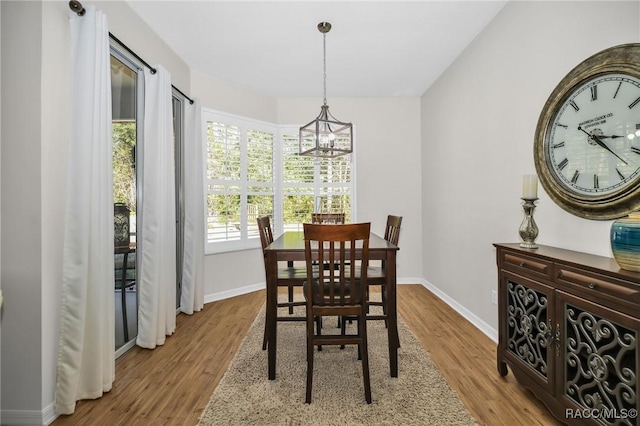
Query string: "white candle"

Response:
xmin=522 ymin=174 xmax=538 ymax=199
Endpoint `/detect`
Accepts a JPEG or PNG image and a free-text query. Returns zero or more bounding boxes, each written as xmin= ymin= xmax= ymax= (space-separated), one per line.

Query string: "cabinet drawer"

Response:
xmin=556 ymin=264 xmax=640 ymax=307
xmin=500 ymin=251 xmax=552 ymax=280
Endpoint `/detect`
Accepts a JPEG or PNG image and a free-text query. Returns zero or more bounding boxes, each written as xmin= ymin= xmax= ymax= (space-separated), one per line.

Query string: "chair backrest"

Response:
xmin=384 ymin=215 xmax=403 ymax=246
xmin=256 ymin=216 xmax=274 ymax=251
xmin=114 ymin=203 xmax=130 ymax=248
xmin=304 ymin=223 xmax=370 ymax=306
xmin=311 ymin=212 xmax=346 ymax=225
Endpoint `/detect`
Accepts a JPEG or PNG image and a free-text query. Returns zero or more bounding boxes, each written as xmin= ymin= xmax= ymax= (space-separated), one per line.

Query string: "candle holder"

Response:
xmin=519 ymin=198 xmax=539 ymax=249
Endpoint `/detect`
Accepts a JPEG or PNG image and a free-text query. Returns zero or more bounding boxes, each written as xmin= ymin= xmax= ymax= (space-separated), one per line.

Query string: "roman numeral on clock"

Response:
xmin=617 ymin=168 xmax=626 ymax=180
xmin=558 ymin=158 xmax=568 ymax=170
xmin=569 ymin=100 xmax=580 ymax=112
xmin=571 ymin=170 xmax=580 ymax=184
xmin=631 ymin=146 xmax=640 ymax=155
xmin=553 ymin=141 xmax=565 ymax=149
xmin=630 ymin=96 xmax=640 ymax=109
xmin=590 ymin=85 xmax=597 ymax=101
xmin=594 ymin=174 xmax=599 ymax=189
xmin=614 ymin=81 xmax=622 ymax=99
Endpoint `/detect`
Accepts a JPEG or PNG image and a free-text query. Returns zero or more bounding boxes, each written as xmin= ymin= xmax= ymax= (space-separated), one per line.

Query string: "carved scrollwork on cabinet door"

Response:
xmin=506 ymin=279 xmax=553 ymax=379
xmin=560 ymin=291 xmax=638 ymax=426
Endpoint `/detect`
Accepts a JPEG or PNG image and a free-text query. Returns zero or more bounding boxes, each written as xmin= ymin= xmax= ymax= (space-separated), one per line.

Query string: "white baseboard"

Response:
xmin=204 ymin=278 xmax=498 ymax=343
xmin=2 ymin=401 xmax=57 ymax=425
xmin=413 ymin=278 xmax=498 ymax=343
xmin=204 ymin=282 xmax=264 ymax=304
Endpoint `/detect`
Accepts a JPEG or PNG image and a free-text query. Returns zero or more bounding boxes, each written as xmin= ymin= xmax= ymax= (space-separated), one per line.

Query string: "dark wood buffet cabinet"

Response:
xmin=495 ymin=243 xmax=640 ymax=426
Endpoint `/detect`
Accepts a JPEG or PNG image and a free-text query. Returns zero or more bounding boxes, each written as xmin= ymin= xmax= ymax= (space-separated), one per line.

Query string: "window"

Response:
xmin=203 ymin=111 xmax=354 ymax=254
xmin=280 ymin=128 xmax=352 ymax=232
xmin=281 ymin=132 xmax=315 ymax=231
xmin=204 ymin=111 xmax=276 ymax=252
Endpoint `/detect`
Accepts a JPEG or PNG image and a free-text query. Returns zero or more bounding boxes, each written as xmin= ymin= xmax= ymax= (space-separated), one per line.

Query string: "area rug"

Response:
xmin=198 ymin=300 xmax=477 ymax=425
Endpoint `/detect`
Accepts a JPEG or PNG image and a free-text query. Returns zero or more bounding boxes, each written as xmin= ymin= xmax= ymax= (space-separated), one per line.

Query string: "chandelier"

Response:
xmin=299 ymin=22 xmax=353 ymax=158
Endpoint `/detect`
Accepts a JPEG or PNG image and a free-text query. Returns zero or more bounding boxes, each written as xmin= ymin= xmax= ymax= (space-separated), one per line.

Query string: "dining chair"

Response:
xmin=257 ymin=216 xmax=307 ymax=350
xmin=115 ymin=247 xmax=136 ymax=342
xmin=338 ymin=214 xmax=402 ymax=334
xmin=367 ymin=215 xmax=402 ymax=324
xmin=114 ymin=203 xmax=136 ymax=342
xmin=114 ymin=203 xmax=131 ymax=247
xmin=311 ymin=212 xmax=346 ymax=271
xmin=303 ymin=222 xmax=372 ymax=404
xmin=311 ymin=212 xmax=346 ymax=224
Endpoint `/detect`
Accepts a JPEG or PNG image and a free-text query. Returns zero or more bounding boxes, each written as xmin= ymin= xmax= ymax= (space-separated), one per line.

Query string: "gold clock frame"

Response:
xmin=534 ymin=43 xmax=640 ymax=220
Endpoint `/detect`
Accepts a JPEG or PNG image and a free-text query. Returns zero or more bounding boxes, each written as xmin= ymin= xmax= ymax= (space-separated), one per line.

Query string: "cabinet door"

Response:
xmin=501 ymin=270 xmax=556 ymax=394
xmin=557 ymin=290 xmax=639 ymax=425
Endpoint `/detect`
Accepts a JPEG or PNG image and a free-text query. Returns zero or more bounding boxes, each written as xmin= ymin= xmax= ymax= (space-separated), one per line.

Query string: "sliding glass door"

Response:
xmin=111 ymin=43 xmax=186 ymax=354
xmin=111 ymin=51 xmax=141 ymax=353
xmin=173 ymin=95 xmax=184 ymax=308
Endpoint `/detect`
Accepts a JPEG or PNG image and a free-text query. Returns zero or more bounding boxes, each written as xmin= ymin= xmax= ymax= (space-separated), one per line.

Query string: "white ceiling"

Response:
xmin=126 ymin=1 xmax=507 ymax=98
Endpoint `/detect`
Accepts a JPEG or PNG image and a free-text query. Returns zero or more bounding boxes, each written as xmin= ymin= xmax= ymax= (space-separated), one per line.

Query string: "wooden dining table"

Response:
xmin=264 ymin=231 xmax=400 ymax=380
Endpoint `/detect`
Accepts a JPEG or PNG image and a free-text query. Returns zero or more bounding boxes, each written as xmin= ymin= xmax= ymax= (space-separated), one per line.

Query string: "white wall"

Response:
xmin=421 ymin=0 xmax=640 ymax=338
xmin=1 ymin=1 xmax=44 ymax=421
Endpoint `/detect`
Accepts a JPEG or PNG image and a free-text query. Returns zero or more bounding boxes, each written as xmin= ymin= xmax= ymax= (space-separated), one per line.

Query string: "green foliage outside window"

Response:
xmin=113 ymin=121 xmax=136 ymax=213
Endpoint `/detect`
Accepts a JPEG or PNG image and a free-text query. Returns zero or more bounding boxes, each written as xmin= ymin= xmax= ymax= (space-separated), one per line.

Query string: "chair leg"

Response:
xmin=121 ymin=285 xmax=129 ymax=342
xmin=366 ymin=287 xmax=371 ymax=314
xmin=355 ymin=317 xmax=362 ymax=360
xmin=315 ymin=316 xmax=322 ymax=351
xmin=381 ymin=284 xmax=389 ymax=329
xmin=120 ymin=251 xmax=130 ymax=343
xmin=359 ymin=314 xmax=372 ymax=404
xmin=288 ymin=286 xmax=294 ymax=315
xmin=306 ymin=321 xmax=315 ymax=403
xmin=262 ymin=314 xmax=268 ymax=350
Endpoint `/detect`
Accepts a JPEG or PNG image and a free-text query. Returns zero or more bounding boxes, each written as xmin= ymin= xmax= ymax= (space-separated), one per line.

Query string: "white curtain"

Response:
xmin=180 ymin=99 xmax=205 ymax=314
xmin=137 ymin=66 xmax=177 ymax=348
xmin=55 ymin=6 xmax=114 ymax=415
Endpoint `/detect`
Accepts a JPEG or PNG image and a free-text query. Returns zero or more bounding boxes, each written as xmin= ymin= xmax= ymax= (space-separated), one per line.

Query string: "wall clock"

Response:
xmin=534 ymin=43 xmax=640 ymax=220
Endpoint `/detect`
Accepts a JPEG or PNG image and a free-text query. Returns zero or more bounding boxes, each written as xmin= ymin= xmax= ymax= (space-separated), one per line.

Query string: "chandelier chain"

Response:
xmin=323 ymin=32 xmax=327 ymax=106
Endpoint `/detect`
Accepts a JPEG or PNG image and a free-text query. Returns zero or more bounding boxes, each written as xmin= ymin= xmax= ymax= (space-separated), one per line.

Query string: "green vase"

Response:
xmin=610 ymin=212 xmax=640 ymax=271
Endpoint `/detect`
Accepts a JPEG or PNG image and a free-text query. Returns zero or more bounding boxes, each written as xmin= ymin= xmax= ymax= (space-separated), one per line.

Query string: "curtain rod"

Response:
xmin=69 ymin=0 xmax=194 ymax=105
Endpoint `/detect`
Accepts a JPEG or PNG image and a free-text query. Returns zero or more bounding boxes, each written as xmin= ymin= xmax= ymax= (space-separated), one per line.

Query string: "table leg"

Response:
xmin=386 ymin=250 xmax=399 ymax=377
xmin=265 ymin=251 xmax=278 ymax=380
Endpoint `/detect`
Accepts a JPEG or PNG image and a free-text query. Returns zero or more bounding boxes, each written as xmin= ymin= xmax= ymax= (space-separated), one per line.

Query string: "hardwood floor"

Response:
xmin=52 ymin=285 xmax=563 ymax=426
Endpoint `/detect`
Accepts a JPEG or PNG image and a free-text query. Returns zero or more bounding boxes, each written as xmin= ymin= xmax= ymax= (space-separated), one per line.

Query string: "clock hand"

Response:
xmin=578 ymin=126 xmax=628 ymax=165
xmin=599 ymin=135 xmax=624 ymax=139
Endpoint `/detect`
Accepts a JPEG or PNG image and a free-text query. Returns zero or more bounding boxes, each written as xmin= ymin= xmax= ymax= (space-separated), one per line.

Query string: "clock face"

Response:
xmin=535 ymin=44 xmax=640 ymax=220
xmin=547 ymin=73 xmax=640 ymax=196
